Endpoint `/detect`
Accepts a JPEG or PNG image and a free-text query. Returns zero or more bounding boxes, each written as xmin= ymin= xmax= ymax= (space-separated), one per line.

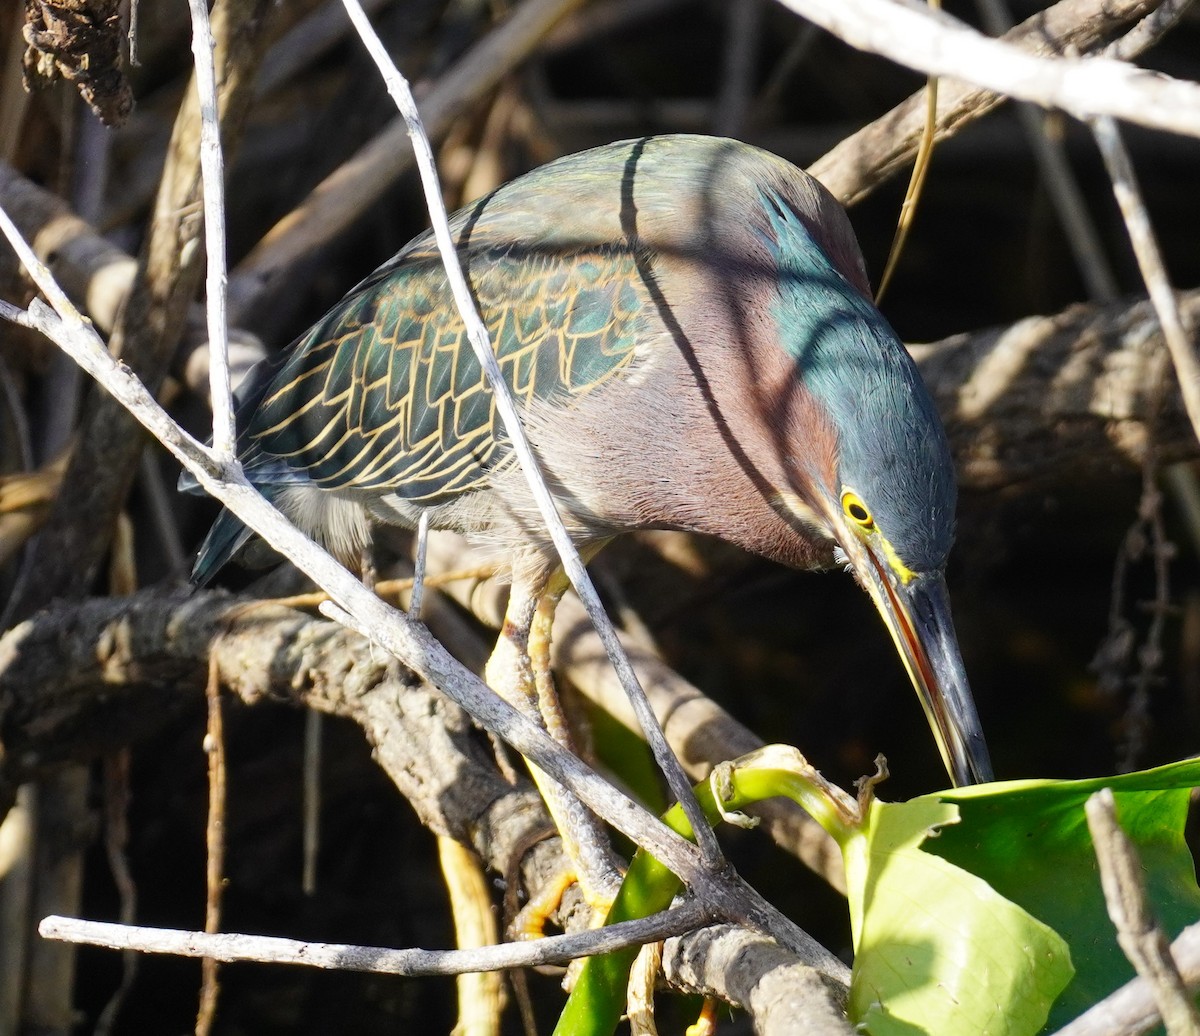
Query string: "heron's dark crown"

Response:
xmin=756 ymin=189 xmax=957 ymax=574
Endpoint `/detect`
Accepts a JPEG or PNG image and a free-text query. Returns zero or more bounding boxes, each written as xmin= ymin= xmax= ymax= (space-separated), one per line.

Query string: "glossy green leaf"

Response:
xmin=554 ymin=750 xmax=1200 ymax=1036
xmin=923 ymin=759 xmax=1200 ymax=1029
xmin=844 ymin=794 xmax=1072 ymax=1036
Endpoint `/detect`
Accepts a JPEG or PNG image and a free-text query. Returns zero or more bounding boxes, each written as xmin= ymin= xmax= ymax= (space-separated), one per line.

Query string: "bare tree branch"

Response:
xmin=780 ymin=0 xmax=1200 ymax=138
xmin=809 ymin=0 xmax=1167 ymax=206
xmin=1053 ymin=922 xmax=1200 ymax=1036
xmin=1083 ymin=790 xmax=1200 ymax=1034
xmin=38 ymin=904 xmax=714 ymax=977
xmin=0 ymin=586 xmax=853 ymax=1026
xmin=337 ymin=0 xmax=719 ymax=866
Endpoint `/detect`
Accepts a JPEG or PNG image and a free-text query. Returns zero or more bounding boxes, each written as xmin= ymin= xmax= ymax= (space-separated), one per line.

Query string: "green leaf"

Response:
xmin=923 ymin=759 xmax=1200 ymax=1030
xmin=554 ymin=750 xmax=1200 ymax=1036
xmin=844 ymin=794 xmax=1073 ymax=1036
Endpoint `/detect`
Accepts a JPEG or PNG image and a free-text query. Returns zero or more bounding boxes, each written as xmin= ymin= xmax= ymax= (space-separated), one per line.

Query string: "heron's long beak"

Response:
xmin=860 ymin=558 xmax=993 ymax=786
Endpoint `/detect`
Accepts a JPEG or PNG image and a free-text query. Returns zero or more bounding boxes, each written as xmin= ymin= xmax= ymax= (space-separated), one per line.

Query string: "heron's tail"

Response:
xmin=190 ymin=507 xmax=254 ymax=586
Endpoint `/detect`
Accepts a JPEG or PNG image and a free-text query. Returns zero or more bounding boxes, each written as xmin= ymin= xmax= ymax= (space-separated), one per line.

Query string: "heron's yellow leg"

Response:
xmin=529 ymin=572 xmax=622 ymax=916
xmin=485 ymin=571 xmax=620 ymax=935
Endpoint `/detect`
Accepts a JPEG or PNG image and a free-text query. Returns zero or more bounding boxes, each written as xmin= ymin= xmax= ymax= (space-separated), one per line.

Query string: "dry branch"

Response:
xmin=809 ymin=0 xmax=1164 ymax=206
xmin=0 ymin=585 xmax=852 ymax=1026
xmin=35 ymin=908 xmax=854 ymax=1034
xmin=338 ymin=0 xmax=717 ymax=866
xmin=9 ymin=0 xmax=278 ymax=620
xmin=38 ymin=904 xmax=713 ymax=977
xmin=912 ymin=290 xmax=1200 ymax=492
xmin=780 ymin=0 xmax=1200 ymax=138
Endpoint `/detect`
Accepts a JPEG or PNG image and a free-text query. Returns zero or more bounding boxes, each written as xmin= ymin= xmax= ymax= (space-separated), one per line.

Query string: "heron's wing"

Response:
xmin=246 ymin=239 xmax=646 ymax=504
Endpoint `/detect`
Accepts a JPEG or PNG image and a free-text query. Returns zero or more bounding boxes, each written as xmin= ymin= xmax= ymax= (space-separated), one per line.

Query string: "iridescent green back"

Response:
xmin=249 ymin=239 xmax=645 ymax=504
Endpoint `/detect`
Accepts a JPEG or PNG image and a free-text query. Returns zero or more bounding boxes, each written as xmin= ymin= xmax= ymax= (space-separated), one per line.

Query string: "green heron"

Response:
xmin=186 ymin=134 xmax=992 ymax=903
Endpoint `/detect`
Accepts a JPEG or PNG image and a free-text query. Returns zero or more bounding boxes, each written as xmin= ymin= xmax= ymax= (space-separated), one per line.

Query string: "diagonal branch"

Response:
xmin=0 ymin=265 xmax=827 ymax=970
xmin=809 ymin=0 xmax=1167 ymax=206
xmin=336 ymin=0 xmax=721 ymax=869
xmin=778 ymin=0 xmax=1200 ymax=139
xmin=1089 ymin=115 xmax=1200 ymax=445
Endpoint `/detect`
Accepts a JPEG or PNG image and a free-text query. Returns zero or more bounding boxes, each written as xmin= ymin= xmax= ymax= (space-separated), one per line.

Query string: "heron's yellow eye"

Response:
xmin=842 ymin=491 xmax=874 ymax=529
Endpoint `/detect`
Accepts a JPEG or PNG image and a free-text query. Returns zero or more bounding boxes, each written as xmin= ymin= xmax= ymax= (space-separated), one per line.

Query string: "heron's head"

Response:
xmin=757 ymin=185 xmax=993 ymax=787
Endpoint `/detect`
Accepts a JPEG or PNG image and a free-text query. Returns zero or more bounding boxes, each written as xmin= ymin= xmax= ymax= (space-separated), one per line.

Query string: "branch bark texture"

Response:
xmin=912 ymin=290 xmax=1199 ymax=492
xmin=0 ymin=586 xmax=853 ymax=1025
xmin=809 ymin=0 xmax=1164 ymax=206
xmin=8 ymin=0 xmax=277 ymax=620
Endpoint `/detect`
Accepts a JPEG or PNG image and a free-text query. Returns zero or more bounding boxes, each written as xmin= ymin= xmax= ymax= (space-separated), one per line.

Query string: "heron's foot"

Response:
xmin=512 ymin=857 xmax=620 ymax=940
xmin=686 ymin=998 xmax=720 ymax=1036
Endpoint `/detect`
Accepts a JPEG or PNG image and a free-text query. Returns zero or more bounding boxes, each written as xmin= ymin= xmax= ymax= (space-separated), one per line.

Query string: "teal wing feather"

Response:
xmin=247 ymin=238 xmax=646 ymax=505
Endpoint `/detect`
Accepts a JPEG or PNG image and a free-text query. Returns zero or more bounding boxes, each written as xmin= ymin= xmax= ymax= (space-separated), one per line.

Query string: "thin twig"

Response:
xmin=39 ymin=902 xmax=715 ymax=976
xmin=1084 ymin=790 xmax=1200 ymax=1034
xmin=187 ymin=5 xmax=235 ymax=1025
xmin=1090 ymin=115 xmax=1200 ymax=445
xmin=196 ymin=656 xmax=226 ymax=1036
xmin=336 ymin=0 xmax=721 ymax=868
xmin=185 ymin=0 xmax=234 ymax=460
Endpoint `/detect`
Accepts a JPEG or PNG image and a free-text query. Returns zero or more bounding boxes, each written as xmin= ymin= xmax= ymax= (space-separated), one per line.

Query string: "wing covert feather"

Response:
xmin=249 ymin=244 xmax=646 ymax=504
